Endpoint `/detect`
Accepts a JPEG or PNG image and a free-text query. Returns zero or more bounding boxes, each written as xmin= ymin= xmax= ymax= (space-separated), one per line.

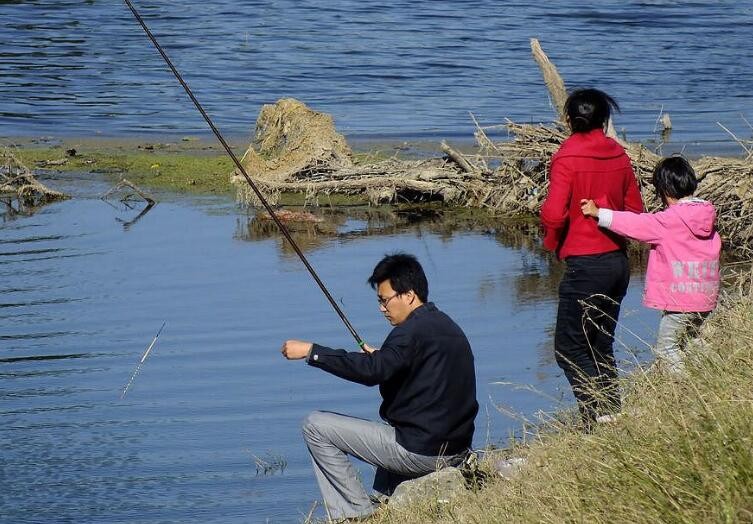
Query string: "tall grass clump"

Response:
xmin=368 ymin=288 xmax=753 ymax=524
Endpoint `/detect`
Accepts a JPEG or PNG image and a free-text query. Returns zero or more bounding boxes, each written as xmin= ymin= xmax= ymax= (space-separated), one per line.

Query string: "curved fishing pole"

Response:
xmin=123 ymin=0 xmax=365 ymax=349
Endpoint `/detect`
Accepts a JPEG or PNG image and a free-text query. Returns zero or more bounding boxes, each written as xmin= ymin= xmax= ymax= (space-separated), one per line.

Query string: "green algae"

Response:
xmin=9 ymin=139 xmax=402 ymax=197
xmin=13 ymin=142 xmax=235 ymax=194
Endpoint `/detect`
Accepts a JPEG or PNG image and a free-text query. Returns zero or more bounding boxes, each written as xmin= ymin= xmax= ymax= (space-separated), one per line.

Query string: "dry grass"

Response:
xmin=367 ymin=285 xmax=753 ymax=524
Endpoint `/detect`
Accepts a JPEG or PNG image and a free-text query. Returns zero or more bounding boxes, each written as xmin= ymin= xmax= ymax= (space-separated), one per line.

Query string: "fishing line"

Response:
xmin=122 ymin=0 xmax=364 ymax=348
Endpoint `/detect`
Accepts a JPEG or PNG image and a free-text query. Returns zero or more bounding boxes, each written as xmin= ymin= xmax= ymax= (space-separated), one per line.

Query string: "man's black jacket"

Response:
xmin=308 ymin=302 xmax=478 ymax=456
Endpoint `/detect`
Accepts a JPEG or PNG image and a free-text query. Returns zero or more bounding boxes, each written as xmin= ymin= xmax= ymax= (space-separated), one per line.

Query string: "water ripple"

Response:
xmin=0 ymin=1 xmax=750 ymax=147
xmin=0 ymin=330 xmax=80 ymax=341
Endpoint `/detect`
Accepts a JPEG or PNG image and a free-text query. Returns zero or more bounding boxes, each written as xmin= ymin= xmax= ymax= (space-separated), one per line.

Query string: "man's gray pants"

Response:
xmin=302 ymin=411 xmax=465 ymax=520
xmin=655 ymin=311 xmax=709 ymax=372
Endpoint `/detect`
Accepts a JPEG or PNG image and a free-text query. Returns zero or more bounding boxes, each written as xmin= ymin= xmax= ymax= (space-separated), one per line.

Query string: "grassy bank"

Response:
xmin=369 ymin=288 xmax=753 ymax=523
xmin=9 ymin=138 xmax=397 ymax=200
xmin=10 ymin=138 xmax=237 ymax=194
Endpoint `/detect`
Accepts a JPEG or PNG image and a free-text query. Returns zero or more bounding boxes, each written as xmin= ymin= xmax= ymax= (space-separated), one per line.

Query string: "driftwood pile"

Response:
xmin=474 ymin=121 xmax=753 ymax=257
xmin=238 ymin=97 xmax=353 ymax=186
xmin=232 ymin=97 xmax=482 ymax=208
xmin=1 ymin=148 xmax=69 ymax=216
xmin=232 ymin=39 xmax=753 ymax=256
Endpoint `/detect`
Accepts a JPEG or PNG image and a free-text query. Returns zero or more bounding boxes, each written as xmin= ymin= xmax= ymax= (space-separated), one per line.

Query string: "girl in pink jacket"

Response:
xmin=581 ymin=156 xmax=721 ymax=372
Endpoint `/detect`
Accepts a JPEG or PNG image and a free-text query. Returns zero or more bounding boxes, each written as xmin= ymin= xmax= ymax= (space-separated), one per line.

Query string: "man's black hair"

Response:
xmin=368 ymin=253 xmax=429 ymax=303
xmin=652 ymin=155 xmax=698 ymax=204
xmin=564 ymin=88 xmax=620 ymax=133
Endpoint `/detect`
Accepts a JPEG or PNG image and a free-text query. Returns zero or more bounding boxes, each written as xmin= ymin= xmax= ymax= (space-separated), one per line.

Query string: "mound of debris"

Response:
xmin=232 ymin=98 xmax=480 ymax=207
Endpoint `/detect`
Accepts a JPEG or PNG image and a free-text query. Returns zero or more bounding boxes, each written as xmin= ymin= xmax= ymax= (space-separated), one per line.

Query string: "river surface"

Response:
xmin=0 ymin=173 xmax=657 ymax=523
xmin=0 ymin=1 xmax=752 ymax=152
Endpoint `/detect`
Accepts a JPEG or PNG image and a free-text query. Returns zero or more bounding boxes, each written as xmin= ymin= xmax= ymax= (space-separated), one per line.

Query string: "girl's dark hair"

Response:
xmin=564 ymin=88 xmax=620 ymax=133
xmin=368 ymin=252 xmax=428 ymax=302
xmin=651 ymin=155 xmax=698 ymax=204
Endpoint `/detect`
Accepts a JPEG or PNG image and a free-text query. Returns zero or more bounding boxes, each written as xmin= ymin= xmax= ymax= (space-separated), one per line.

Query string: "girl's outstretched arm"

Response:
xmin=581 ymin=199 xmax=668 ymax=245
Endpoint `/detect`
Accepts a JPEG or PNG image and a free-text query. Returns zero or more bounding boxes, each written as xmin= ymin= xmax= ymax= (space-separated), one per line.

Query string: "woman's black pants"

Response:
xmin=554 ymin=251 xmax=629 ymax=426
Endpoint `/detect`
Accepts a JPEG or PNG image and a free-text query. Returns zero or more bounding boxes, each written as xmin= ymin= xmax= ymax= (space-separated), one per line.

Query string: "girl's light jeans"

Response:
xmin=655 ymin=311 xmax=710 ymax=372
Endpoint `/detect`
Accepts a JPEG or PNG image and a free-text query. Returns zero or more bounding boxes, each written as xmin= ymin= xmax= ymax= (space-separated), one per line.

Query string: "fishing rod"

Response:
xmin=122 ymin=0 xmax=365 ymax=349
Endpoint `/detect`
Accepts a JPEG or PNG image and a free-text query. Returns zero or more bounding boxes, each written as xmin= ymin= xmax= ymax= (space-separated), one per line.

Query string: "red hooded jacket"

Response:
xmin=540 ymin=129 xmax=644 ymax=259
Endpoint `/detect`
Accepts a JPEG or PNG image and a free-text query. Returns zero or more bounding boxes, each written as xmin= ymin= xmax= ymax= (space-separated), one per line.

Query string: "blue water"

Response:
xmin=0 ymin=172 xmax=657 ymax=523
xmin=0 ymin=1 xmax=752 ymax=151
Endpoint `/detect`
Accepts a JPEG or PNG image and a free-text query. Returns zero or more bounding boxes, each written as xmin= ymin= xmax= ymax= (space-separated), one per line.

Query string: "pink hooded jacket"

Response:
xmin=598 ymin=199 xmax=721 ymax=312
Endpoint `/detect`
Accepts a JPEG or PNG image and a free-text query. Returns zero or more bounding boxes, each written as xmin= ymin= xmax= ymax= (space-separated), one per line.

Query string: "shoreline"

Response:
xmin=6 ymin=131 xmax=753 ymax=264
xmin=6 ymin=134 xmax=750 ymax=198
xmin=5 ymin=132 xmax=750 ymax=157
xmin=5 ymin=135 xmax=491 ymax=203
xmin=4 ymin=119 xmax=753 ymax=264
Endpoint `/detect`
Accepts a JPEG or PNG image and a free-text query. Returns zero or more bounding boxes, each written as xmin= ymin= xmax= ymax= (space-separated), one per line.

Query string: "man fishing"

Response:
xmin=281 ymin=253 xmax=478 ymax=521
xmin=120 ymin=7 xmax=476 ymax=519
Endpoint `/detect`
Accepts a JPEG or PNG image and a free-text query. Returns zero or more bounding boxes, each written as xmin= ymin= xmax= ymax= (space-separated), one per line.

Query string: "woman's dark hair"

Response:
xmin=368 ymin=252 xmax=429 ymax=302
xmin=651 ymin=155 xmax=698 ymax=204
xmin=564 ymin=88 xmax=620 ymax=133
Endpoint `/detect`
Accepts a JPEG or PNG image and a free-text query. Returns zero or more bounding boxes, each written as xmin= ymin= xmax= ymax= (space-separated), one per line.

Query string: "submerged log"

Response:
xmin=256 ymin=208 xmax=324 ymax=223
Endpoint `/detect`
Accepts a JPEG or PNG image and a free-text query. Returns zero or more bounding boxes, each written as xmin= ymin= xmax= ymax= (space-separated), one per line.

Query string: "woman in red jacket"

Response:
xmin=540 ymin=88 xmax=644 ymax=428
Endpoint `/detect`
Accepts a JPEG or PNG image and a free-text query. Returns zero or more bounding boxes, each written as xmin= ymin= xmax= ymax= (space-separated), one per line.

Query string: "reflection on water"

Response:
xmin=0 ymin=185 xmax=657 ymax=522
xmin=0 ymin=352 xmax=89 ymax=365
xmin=238 ymin=205 xmax=649 ymax=306
xmin=237 ymin=206 xmax=544 ymax=255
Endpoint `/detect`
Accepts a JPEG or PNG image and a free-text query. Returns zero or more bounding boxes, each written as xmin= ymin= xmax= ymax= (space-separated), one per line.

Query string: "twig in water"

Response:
xmin=303 ymin=501 xmax=318 ymax=524
xmin=120 ymin=321 xmax=166 ymax=399
xmin=490 ymin=380 xmax=568 ymax=405
xmin=246 ymin=450 xmax=288 ymax=476
xmin=101 ymin=178 xmax=157 ymax=205
xmin=741 ymin=113 xmax=753 ymax=130
xmin=717 ymin=122 xmax=753 ymax=158
xmin=652 ymin=104 xmax=665 ymax=134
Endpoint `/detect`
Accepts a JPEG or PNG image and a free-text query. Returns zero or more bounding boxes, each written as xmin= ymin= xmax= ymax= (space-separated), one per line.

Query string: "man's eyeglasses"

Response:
xmin=377 ymin=293 xmax=400 ymax=307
